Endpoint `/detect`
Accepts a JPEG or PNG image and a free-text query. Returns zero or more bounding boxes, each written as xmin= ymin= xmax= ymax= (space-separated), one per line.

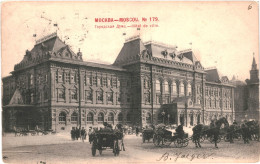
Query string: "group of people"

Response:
xmin=70 ymin=127 xmax=86 ymax=142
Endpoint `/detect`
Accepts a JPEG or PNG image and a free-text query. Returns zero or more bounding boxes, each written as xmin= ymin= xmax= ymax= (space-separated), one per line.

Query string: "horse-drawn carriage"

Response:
xmin=142 ymin=129 xmax=154 ymax=143
xmin=153 ymin=128 xmax=189 ymax=148
xmin=90 ymin=128 xmax=124 ymax=156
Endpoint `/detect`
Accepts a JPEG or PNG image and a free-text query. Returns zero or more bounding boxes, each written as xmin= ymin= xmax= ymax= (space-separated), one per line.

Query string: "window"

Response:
xmin=56 ymin=72 xmax=58 ymax=82
xmin=86 ymin=77 xmax=90 ymax=85
xmin=85 ymin=90 xmax=92 ymax=101
xmin=58 ymin=87 xmax=65 ymax=99
xmin=206 ymin=87 xmax=208 ymax=96
xmin=71 ymin=112 xmax=78 ymax=123
xmin=71 ymin=74 xmax=76 ymax=83
xmin=187 ymin=83 xmax=192 ymax=96
xmin=44 ymin=88 xmax=48 ymax=100
xmin=98 ymin=113 xmax=104 ymax=123
xmin=112 ymin=78 xmax=117 ymax=87
xmin=107 ymin=78 xmax=111 ymax=86
xmin=45 ymin=74 xmax=48 ymax=83
xmin=65 ymin=73 xmax=70 ymax=83
xmin=126 ymin=94 xmax=130 ymax=103
xmin=97 ymin=78 xmax=101 ymax=86
xmin=118 ymin=113 xmax=123 ymax=122
xmin=87 ymin=113 xmax=94 ymax=124
xmin=92 ymin=76 xmax=97 ymax=86
xmin=144 ymin=79 xmax=147 ymax=88
xmin=103 ymin=78 xmax=107 ymax=86
xmin=146 ymin=113 xmax=152 ymax=123
xmin=71 ymin=89 xmax=77 ymax=100
xmin=107 ymin=92 xmax=113 ymax=102
xmin=145 ymin=92 xmax=150 ymax=103
xmin=180 ymin=82 xmax=184 ymax=96
xmin=30 ymin=74 xmax=33 ymax=85
xmin=97 ymin=91 xmax=103 ymax=102
xmin=172 ymin=82 xmax=177 ymax=96
xmin=156 ymin=79 xmax=161 ymax=93
xmin=108 ymin=113 xmax=114 ymax=123
xmin=117 ymin=79 xmax=120 ymax=88
xmin=30 ymin=93 xmax=34 ymax=104
xmin=59 ymin=112 xmax=66 ymax=123
xmin=165 ymin=81 xmax=170 ymax=93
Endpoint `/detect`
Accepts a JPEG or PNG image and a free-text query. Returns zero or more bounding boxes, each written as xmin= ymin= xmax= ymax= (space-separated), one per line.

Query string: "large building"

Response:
xmin=2 ymin=33 xmax=235 ymax=132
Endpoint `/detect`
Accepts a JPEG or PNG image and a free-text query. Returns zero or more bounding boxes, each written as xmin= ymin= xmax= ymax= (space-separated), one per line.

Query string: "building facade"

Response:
xmin=2 ymin=33 xmax=235 ymax=132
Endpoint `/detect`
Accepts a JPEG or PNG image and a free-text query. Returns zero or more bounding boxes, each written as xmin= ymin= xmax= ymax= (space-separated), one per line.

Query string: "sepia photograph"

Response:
xmin=1 ymin=1 xmax=259 ymax=163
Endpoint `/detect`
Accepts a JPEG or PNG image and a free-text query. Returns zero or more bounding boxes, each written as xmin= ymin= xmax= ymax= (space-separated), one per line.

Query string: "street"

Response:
xmin=2 ymin=133 xmax=260 ymax=163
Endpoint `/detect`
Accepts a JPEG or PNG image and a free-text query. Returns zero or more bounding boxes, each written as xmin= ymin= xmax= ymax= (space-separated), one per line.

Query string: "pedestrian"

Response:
xmin=81 ymin=127 xmax=86 ymax=142
xmin=241 ymin=124 xmax=250 ymax=144
xmin=71 ymin=127 xmax=75 ymax=141
xmin=228 ymin=124 xmax=234 ymax=143
xmin=136 ymin=127 xmax=139 ymax=136
xmin=75 ymin=127 xmax=80 ymax=140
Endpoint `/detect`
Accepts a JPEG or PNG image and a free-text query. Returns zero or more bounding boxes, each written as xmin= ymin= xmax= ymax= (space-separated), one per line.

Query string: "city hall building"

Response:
xmin=2 ymin=33 xmax=235 ymax=132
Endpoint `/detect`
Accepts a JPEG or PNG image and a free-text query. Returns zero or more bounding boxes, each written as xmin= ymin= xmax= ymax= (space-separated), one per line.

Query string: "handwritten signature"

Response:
xmin=157 ymin=152 xmax=214 ymax=162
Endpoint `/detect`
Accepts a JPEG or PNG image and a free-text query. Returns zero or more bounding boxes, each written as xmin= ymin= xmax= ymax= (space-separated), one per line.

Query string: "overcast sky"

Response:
xmin=2 ymin=1 xmax=259 ymax=81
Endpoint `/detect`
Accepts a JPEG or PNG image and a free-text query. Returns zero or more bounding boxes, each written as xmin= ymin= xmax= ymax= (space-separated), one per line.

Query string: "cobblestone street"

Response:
xmin=2 ymin=133 xmax=260 ymax=163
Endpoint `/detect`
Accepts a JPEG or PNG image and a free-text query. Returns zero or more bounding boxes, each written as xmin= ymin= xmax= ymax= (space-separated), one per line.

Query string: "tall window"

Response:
xmin=86 ymin=77 xmax=90 ymax=85
xmin=187 ymin=83 xmax=192 ymax=96
xmin=71 ymin=112 xmax=78 ymax=123
xmin=70 ymin=89 xmax=77 ymax=100
xmin=97 ymin=78 xmax=101 ymax=86
xmin=172 ymin=81 xmax=177 ymax=96
xmin=180 ymin=82 xmax=184 ymax=96
xmin=165 ymin=81 xmax=170 ymax=93
xmin=107 ymin=92 xmax=113 ymax=102
xmin=97 ymin=91 xmax=103 ymax=102
xmin=156 ymin=79 xmax=162 ymax=93
xmin=145 ymin=92 xmax=151 ymax=103
xmin=112 ymin=78 xmax=117 ymax=87
xmin=98 ymin=113 xmax=104 ymax=123
xmin=108 ymin=113 xmax=114 ymax=123
xmin=58 ymin=87 xmax=65 ymax=99
xmin=107 ymin=78 xmax=111 ymax=86
xmin=85 ymin=90 xmax=93 ymax=101
xmin=146 ymin=113 xmax=152 ymax=123
xmin=87 ymin=113 xmax=94 ymax=124
xmin=118 ymin=113 xmax=123 ymax=122
xmin=103 ymin=78 xmax=107 ymax=86
xmin=65 ymin=73 xmax=70 ymax=83
xmin=92 ymin=76 xmax=97 ymax=86
xmin=59 ymin=112 xmax=66 ymax=123
xmin=30 ymin=74 xmax=33 ymax=85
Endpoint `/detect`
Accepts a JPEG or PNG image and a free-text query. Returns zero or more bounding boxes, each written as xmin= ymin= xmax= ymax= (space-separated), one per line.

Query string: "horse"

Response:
xmin=192 ymin=117 xmax=229 ymax=148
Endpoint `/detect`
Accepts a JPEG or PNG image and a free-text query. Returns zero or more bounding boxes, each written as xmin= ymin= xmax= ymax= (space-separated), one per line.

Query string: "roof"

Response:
xmin=113 ymin=36 xmax=146 ymax=66
xmin=205 ymin=68 xmax=220 ymax=83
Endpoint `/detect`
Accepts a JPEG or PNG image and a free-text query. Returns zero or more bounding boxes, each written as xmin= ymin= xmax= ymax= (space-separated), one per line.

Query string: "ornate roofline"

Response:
xmin=35 ymin=32 xmax=57 ymax=45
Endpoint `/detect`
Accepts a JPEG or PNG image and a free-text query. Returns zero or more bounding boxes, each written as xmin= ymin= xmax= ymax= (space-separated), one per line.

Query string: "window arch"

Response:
xmin=71 ymin=112 xmax=78 ymax=123
xmin=146 ymin=113 xmax=152 ymax=124
xmin=59 ymin=112 xmax=66 ymax=124
xmin=98 ymin=113 xmax=104 ymax=124
xmin=87 ymin=112 xmax=94 ymax=124
xmin=118 ymin=113 xmax=123 ymax=122
xmin=108 ymin=112 xmax=114 ymax=123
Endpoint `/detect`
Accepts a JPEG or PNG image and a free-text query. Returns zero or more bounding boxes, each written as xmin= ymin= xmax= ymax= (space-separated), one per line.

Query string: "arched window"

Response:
xmin=118 ymin=113 xmax=123 ymax=122
xmin=146 ymin=113 xmax=152 ymax=124
xmin=126 ymin=113 xmax=131 ymax=122
xmin=187 ymin=83 xmax=192 ymax=96
xmin=180 ymin=82 xmax=184 ymax=96
xmin=108 ymin=113 xmax=114 ymax=123
xmin=87 ymin=112 xmax=94 ymax=124
xmin=165 ymin=81 xmax=170 ymax=93
xmin=57 ymin=86 xmax=65 ymax=99
xmin=98 ymin=113 xmax=104 ymax=124
xmin=71 ymin=112 xmax=78 ymax=123
xmin=172 ymin=81 xmax=178 ymax=96
xmin=156 ymin=79 xmax=162 ymax=93
xmin=59 ymin=112 xmax=66 ymax=124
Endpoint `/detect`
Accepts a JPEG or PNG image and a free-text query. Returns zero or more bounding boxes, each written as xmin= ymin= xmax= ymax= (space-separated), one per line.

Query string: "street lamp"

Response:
xmin=161 ymin=111 xmax=165 ymax=124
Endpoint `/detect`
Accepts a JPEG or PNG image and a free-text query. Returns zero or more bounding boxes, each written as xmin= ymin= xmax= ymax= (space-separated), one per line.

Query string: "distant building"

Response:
xmin=231 ymin=56 xmax=259 ymax=123
xmin=2 ymin=33 xmax=235 ymax=132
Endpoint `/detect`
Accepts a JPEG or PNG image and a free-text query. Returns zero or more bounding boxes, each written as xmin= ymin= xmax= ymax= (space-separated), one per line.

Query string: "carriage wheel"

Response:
xmin=174 ymin=138 xmax=183 ymax=148
xmin=182 ymin=139 xmax=189 ymax=147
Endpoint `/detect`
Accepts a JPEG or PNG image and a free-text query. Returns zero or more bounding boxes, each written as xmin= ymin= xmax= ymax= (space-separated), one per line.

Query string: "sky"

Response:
xmin=1 ymin=1 xmax=259 ymax=81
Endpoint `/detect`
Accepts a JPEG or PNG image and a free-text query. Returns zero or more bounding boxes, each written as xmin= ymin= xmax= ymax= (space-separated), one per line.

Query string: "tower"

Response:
xmin=250 ymin=54 xmax=259 ymax=83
